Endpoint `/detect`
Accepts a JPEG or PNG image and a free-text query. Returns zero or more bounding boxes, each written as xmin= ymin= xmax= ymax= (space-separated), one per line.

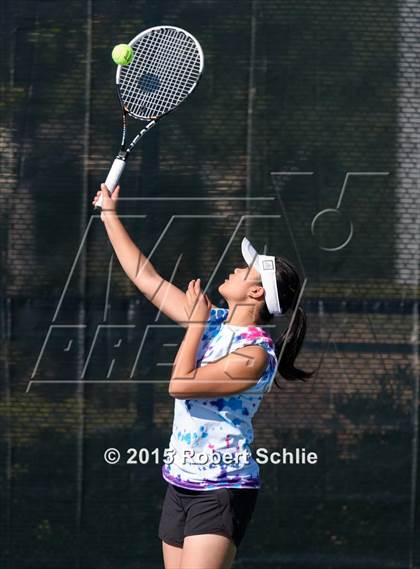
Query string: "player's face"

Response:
xmin=218 ymin=264 xmax=263 ymax=304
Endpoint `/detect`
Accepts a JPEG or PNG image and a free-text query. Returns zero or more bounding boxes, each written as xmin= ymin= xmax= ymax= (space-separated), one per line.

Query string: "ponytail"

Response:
xmin=256 ymin=255 xmax=314 ymax=386
xmin=273 ymin=304 xmax=314 ymax=383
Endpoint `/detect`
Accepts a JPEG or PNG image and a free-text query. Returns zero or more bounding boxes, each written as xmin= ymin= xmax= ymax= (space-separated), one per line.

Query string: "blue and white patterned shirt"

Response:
xmin=162 ymin=307 xmax=278 ymax=490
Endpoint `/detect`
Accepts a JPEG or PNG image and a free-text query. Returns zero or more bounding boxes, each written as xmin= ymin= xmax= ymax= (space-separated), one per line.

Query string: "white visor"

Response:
xmin=241 ymin=236 xmax=282 ymax=316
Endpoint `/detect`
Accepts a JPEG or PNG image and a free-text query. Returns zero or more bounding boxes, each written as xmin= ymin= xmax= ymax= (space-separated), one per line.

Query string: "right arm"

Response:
xmin=93 ymin=184 xmax=216 ymax=327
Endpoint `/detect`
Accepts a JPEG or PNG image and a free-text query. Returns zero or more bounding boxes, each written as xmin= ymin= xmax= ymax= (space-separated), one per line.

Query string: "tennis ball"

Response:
xmin=112 ymin=44 xmax=134 ymax=66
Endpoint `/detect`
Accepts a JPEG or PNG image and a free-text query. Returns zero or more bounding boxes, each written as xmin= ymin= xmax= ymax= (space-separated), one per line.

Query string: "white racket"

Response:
xmin=95 ymin=25 xmax=205 ymax=210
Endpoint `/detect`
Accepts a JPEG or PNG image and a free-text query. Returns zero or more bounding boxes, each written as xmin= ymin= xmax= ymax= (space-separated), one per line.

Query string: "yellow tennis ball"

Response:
xmin=112 ymin=44 xmax=134 ymax=66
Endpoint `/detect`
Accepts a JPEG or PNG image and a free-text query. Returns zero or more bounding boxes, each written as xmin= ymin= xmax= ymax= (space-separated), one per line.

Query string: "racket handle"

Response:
xmin=95 ymin=157 xmax=126 ymax=210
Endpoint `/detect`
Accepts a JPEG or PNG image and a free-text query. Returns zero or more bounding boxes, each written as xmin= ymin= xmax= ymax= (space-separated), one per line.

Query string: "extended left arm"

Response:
xmin=170 ymin=323 xmax=206 ymax=382
xmin=168 ymin=277 xmax=267 ymax=398
xmin=169 ymin=339 xmax=268 ymax=399
xmin=168 ymin=277 xmax=210 ymax=390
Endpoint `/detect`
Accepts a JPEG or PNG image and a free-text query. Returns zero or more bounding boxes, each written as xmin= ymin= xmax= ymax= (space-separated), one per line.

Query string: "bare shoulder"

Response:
xmin=232 ymin=344 xmax=268 ymax=360
xmin=229 ymin=345 xmax=268 ymax=372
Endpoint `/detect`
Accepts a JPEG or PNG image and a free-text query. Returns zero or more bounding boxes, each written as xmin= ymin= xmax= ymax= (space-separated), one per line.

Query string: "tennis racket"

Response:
xmin=95 ymin=25 xmax=205 ymax=210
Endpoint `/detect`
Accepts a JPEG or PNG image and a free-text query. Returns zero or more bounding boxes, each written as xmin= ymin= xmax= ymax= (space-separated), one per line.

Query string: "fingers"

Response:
xmin=186 ymin=279 xmax=207 ymax=301
xmin=92 ymin=184 xmax=121 ymax=207
xmin=184 ymin=278 xmax=211 ymax=323
xmin=186 ymin=279 xmax=198 ymax=317
xmin=92 ymin=185 xmax=109 ymax=205
xmin=187 ymin=280 xmax=197 ymax=295
xmin=190 ymin=279 xmax=208 ymax=303
xmin=186 ymin=279 xmax=194 ymax=297
xmin=185 ymin=281 xmax=193 ymax=311
xmin=187 ymin=279 xmax=203 ymax=301
xmin=187 ymin=278 xmax=201 ymax=291
xmin=91 ymin=189 xmax=101 ymax=205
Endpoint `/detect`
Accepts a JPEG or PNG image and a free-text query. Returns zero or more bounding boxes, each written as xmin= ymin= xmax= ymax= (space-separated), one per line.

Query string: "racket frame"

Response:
xmin=95 ymin=26 xmax=204 ymax=211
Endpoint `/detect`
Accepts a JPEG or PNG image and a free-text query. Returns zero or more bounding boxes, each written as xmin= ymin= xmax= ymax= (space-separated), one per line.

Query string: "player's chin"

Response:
xmin=218 ymin=280 xmax=228 ymax=293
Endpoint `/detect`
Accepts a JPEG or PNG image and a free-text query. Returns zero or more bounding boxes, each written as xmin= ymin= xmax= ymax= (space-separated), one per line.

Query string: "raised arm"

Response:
xmin=93 ymin=184 xmax=216 ymax=327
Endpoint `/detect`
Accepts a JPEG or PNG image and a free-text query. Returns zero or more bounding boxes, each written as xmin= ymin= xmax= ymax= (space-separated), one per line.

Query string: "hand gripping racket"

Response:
xmin=95 ymin=26 xmax=205 ymax=210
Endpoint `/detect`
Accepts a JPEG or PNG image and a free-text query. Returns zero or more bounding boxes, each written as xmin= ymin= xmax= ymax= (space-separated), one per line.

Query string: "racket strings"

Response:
xmin=136 ymin=32 xmax=181 ymax=110
xmin=124 ymin=30 xmax=198 ymax=115
xmin=119 ymin=28 xmax=202 ymax=119
xmin=124 ymin=32 xmax=170 ymax=96
xmin=149 ymin=39 xmax=198 ymax=110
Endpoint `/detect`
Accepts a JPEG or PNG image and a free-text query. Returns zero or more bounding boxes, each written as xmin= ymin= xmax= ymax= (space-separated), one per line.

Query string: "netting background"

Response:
xmin=0 ymin=1 xmax=419 ymax=568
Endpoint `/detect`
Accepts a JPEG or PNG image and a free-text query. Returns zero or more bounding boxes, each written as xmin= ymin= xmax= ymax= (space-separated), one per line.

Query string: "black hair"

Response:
xmin=257 ymin=256 xmax=315 ymax=384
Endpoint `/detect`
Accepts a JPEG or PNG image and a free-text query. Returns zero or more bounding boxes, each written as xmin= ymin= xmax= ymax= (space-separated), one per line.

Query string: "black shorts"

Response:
xmin=158 ymin=482 xmax=259 ymax=549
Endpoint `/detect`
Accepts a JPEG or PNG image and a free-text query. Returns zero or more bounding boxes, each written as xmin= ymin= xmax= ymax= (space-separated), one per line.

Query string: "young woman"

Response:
xmin=93 ymin=184 xmax=314 ymax=569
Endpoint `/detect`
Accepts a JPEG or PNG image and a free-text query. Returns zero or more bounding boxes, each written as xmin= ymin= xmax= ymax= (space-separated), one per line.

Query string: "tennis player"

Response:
xmin=93 ymin=184 xmax=314 ymax=569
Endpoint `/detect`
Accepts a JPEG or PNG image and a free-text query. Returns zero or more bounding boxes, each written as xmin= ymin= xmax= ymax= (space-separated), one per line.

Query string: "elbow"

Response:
xmin=168 ymin=378 xmax=182 ymax=399
xmin=168 ymin=382 xmax=191 ymax=400
xmin=169 ymin=389 xmax=188 ymax=400
xmin=168 ymin=382 xmax=204 ymax=399
xmin=169 ymin=371 xmax=194 ymax=398
xmin=168 ymin=381 xmax=176 ymax=398
xmin=170 ymin=393 xmax=188 ymax=400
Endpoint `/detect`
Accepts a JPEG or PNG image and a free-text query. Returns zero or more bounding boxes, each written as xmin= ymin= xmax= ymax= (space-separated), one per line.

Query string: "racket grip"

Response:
xmin=95 ymin=158 xmax=126 ymax=210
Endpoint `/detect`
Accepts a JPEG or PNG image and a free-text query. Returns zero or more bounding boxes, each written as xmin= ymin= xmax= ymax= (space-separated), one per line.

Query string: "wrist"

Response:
xmin=186 ymin=322 xmax=206 ymax=334
xmin=101 ymin=209 xmax=118 ymax=223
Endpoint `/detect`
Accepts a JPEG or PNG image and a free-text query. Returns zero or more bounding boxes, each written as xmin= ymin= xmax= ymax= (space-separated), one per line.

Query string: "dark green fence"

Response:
xmin=1 ymin=1 xmax=419 ymax=568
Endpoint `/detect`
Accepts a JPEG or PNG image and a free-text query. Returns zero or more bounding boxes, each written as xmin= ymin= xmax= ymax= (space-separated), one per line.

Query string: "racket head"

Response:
xmin=115 ymin=26 xmax=204 ymax=121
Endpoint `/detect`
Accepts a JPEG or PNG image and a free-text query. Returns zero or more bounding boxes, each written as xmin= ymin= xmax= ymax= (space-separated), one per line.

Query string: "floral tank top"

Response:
xmin=161 ymin=306 xmax=278 ymax=491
